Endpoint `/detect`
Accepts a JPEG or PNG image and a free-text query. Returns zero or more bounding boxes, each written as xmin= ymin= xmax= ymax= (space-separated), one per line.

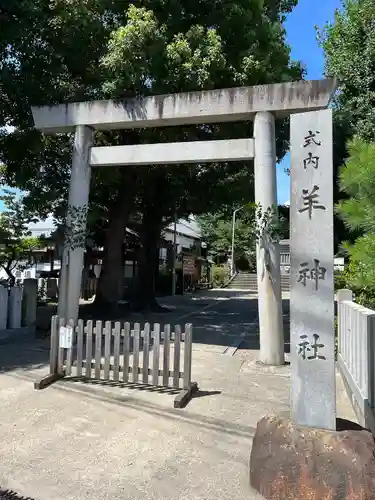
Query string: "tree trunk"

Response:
xmin=94 ymin=205 xmax=129 ymax=309
xmin=129 ymin=205 xmax=166 ymax=312
xmin=5 ymin=264 xmax=15 ymax=287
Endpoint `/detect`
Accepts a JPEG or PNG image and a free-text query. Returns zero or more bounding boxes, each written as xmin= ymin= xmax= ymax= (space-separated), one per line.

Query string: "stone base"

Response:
xmin=250 ymin=416 xmax=375 ymax=499
xmin=174 ymin=382 xmax=198 ymax=408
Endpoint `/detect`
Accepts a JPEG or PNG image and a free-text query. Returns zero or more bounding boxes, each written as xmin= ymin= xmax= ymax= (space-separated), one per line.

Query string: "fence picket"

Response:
xmin=65 ymin=319 xmax=75 ymax=376
xmin=76 ymin=319 xmax=84 ymax=377
xmin=123 ymin=322 xmax=130 ymax=383
xmin=143 ymin=323 xmax=150 ymax=384
xmin=104 ymin=321 xmax=111 ymax=380
xmin=57 ymin=317 xmax=65 ymax=375
xmin=113 ymin=322 xmax=121 ymax=382
xmin=163 ymin=324 xmax=171 ymax=387
xmin=152 ymin=323 xmax=161 ymax=386
xmin=173 ymin=325 xmax=181 ymax=388
xmin=337 ymin=291 xmax=375 ymax=430
xmin=133 ymin=323 xmax=140 ymax=383
xmin=85 ymin=320 xmax=93 ymax=378
xmin=183 ymin=323 xmax=193 ymax=389
xmin=95 ymin=321 xmax=102 ymax=379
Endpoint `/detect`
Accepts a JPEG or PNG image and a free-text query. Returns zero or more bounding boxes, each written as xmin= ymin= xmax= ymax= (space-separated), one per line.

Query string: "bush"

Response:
xmin=335 ymin=261 xmax=375 ymax=309
xmin=212 ymin=265 xmax=229 ymax=288
xmin=334 ymin=271 xmax=347 ymax=291
xmin=351 ymin=288 xmax=375 ymax=310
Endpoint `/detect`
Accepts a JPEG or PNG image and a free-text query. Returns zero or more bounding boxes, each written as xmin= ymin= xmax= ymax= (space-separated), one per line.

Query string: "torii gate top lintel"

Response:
xmin=31 ymin=78 xmax=337 ymax=134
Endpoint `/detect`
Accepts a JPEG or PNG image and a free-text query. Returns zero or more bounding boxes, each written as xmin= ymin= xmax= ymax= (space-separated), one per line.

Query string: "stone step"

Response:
xmin=226 ymin=273 xmax=290 ymax=290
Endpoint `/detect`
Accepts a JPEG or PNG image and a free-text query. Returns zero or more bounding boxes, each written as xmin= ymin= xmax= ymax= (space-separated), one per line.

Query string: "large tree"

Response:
xmin=320 ymin=0 xmax=375 ymax=143
xmin=319 ymin=0 xmax=375 ymax=251
xmin=0 ymin=0 xmax=302 ymax=310
xmin=95 ymin=1 xmax=302 ymax=308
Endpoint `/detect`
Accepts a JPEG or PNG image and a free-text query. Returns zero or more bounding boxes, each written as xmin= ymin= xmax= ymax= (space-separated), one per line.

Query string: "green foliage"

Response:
xmin=334 ymin=270 xmax=347 ymax=291
xmin=337 ymin=139 xmax=375 ymax=234
xmin=319 ymin=0 xmax=375 ymax=143
xmin=212 ymin=265 xmax=230 ymax=288
xmin=0 ymin=191 xmax=42 ymax=284
xmin=319 ymin=0 xmax=375 ymax=251
xmin=335 ymin=260 xmax=375 ymax=309
xmin=37 ymin=278 xmax=47 ymax=303
xmin=335 ymin=140 xmax=375 ymax=292
xmin=0 ymin=0 xmax=302 ymax=304
xmin=1 ymin=0 xmax=302 ymax=215
xmin=197 ymin=203 xmax=288 ymax=267
xmin=197 ymin=205 xmax=256 ymax=262
xmin=254 ymin=204 xmax=288 ymax=244
xmin=320 ymin=1 xmax=375 ymax=295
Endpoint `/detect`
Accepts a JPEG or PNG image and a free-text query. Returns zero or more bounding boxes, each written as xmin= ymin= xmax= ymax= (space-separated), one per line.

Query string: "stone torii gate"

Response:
xmin=31 ymin=78 xmax=336 ymax=366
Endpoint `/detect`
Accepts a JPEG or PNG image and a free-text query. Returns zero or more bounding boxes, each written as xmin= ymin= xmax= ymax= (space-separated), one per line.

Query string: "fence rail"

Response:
xmin=337 ymin=289 xmax=375 ymax=432
xmin=36 ymin=316 xmax=197 ymax=407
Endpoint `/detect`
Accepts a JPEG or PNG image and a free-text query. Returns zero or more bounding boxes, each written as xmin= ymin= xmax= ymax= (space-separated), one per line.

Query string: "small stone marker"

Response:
xmin=22 ymin=278 xmax=37 ymax=326
xmin=0 ymin=286 xmax=8 ymax=330
xmin=290 ymin=109 xmax=335 ymax=430
xmin=8 ymin=286 xmax=22 ymax=329
xmin=59 ymin=325 xmax=73 ymax=349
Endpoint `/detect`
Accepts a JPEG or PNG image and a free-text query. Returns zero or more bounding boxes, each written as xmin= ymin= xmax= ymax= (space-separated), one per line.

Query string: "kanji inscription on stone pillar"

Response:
xmin=290 ymin=109 xmax=335 ymax=430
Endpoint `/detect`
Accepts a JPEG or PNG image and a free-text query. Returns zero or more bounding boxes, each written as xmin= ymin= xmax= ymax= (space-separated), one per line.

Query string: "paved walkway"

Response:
xmin=0 ymin=290 xmax=356 ymax=500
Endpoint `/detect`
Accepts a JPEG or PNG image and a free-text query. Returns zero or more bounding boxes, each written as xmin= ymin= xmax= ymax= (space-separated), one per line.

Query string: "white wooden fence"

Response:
xmin=35 ymin=316 xmax=197 ymax=407
xmin=337 ymin=289 xmax=375 ymax=432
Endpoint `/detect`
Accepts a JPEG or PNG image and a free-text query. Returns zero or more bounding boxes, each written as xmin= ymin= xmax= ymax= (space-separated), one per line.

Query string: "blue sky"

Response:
xmin=0 ymin=0 xmax=342 ymax=211
xmin=276 ymin=0 xmax=342 ymax=204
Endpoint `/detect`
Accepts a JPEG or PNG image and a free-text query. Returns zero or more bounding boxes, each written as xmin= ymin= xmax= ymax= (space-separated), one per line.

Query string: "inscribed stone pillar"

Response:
xmin=58 ymin=125 xmax=93 ymax=322
xmin=254 ymin=111 xmax=284 ymax=366
xmin=8 ymin=286 xmax=22 ymax=329
xmin=290 ymin=109 xmax=335 ymax=430
xmin=22 ymin=278 xmax=38 ymax=326
xmin=0 ymin=286 xmax=8 ymax=330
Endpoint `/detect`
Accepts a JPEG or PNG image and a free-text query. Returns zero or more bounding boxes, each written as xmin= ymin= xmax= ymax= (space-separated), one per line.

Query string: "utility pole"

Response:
xmin=171 ymin=210 xmax=177 ymax=296
xmin=230 ymin=210 xmax=236 ymax=276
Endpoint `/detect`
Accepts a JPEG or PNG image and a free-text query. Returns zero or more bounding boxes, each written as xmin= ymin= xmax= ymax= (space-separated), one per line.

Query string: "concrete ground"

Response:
xmin=0 ymin=290 xmax=356 ymax=500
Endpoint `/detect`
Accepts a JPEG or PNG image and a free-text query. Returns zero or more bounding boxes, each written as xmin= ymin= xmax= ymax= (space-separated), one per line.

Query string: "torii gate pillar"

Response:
xmin=254 ymin=111 xmax=284 ymax=365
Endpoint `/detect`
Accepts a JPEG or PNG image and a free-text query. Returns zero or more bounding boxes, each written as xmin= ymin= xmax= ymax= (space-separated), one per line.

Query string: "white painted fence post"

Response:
xmin=0 ymin=286 xmax=8 ymax=329
xmin=8 ymin=286 xmax=22 ymax=329
xmin=337 ymin=289 xmax=353 ymax=362
xmin=337 ymin=289 xmax=353 ymax=303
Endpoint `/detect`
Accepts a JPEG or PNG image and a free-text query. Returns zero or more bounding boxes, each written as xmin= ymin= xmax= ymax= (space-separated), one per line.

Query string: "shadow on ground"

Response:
xmin=53 ymin=379 xmax=255 ymax=440
xmin=0 ymin=489 xmax=35 ymax=500
xmin=189 ymin=297 xmax=290 ymax=353
xmin=61 ymin=377 xmax=221 ymax=400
